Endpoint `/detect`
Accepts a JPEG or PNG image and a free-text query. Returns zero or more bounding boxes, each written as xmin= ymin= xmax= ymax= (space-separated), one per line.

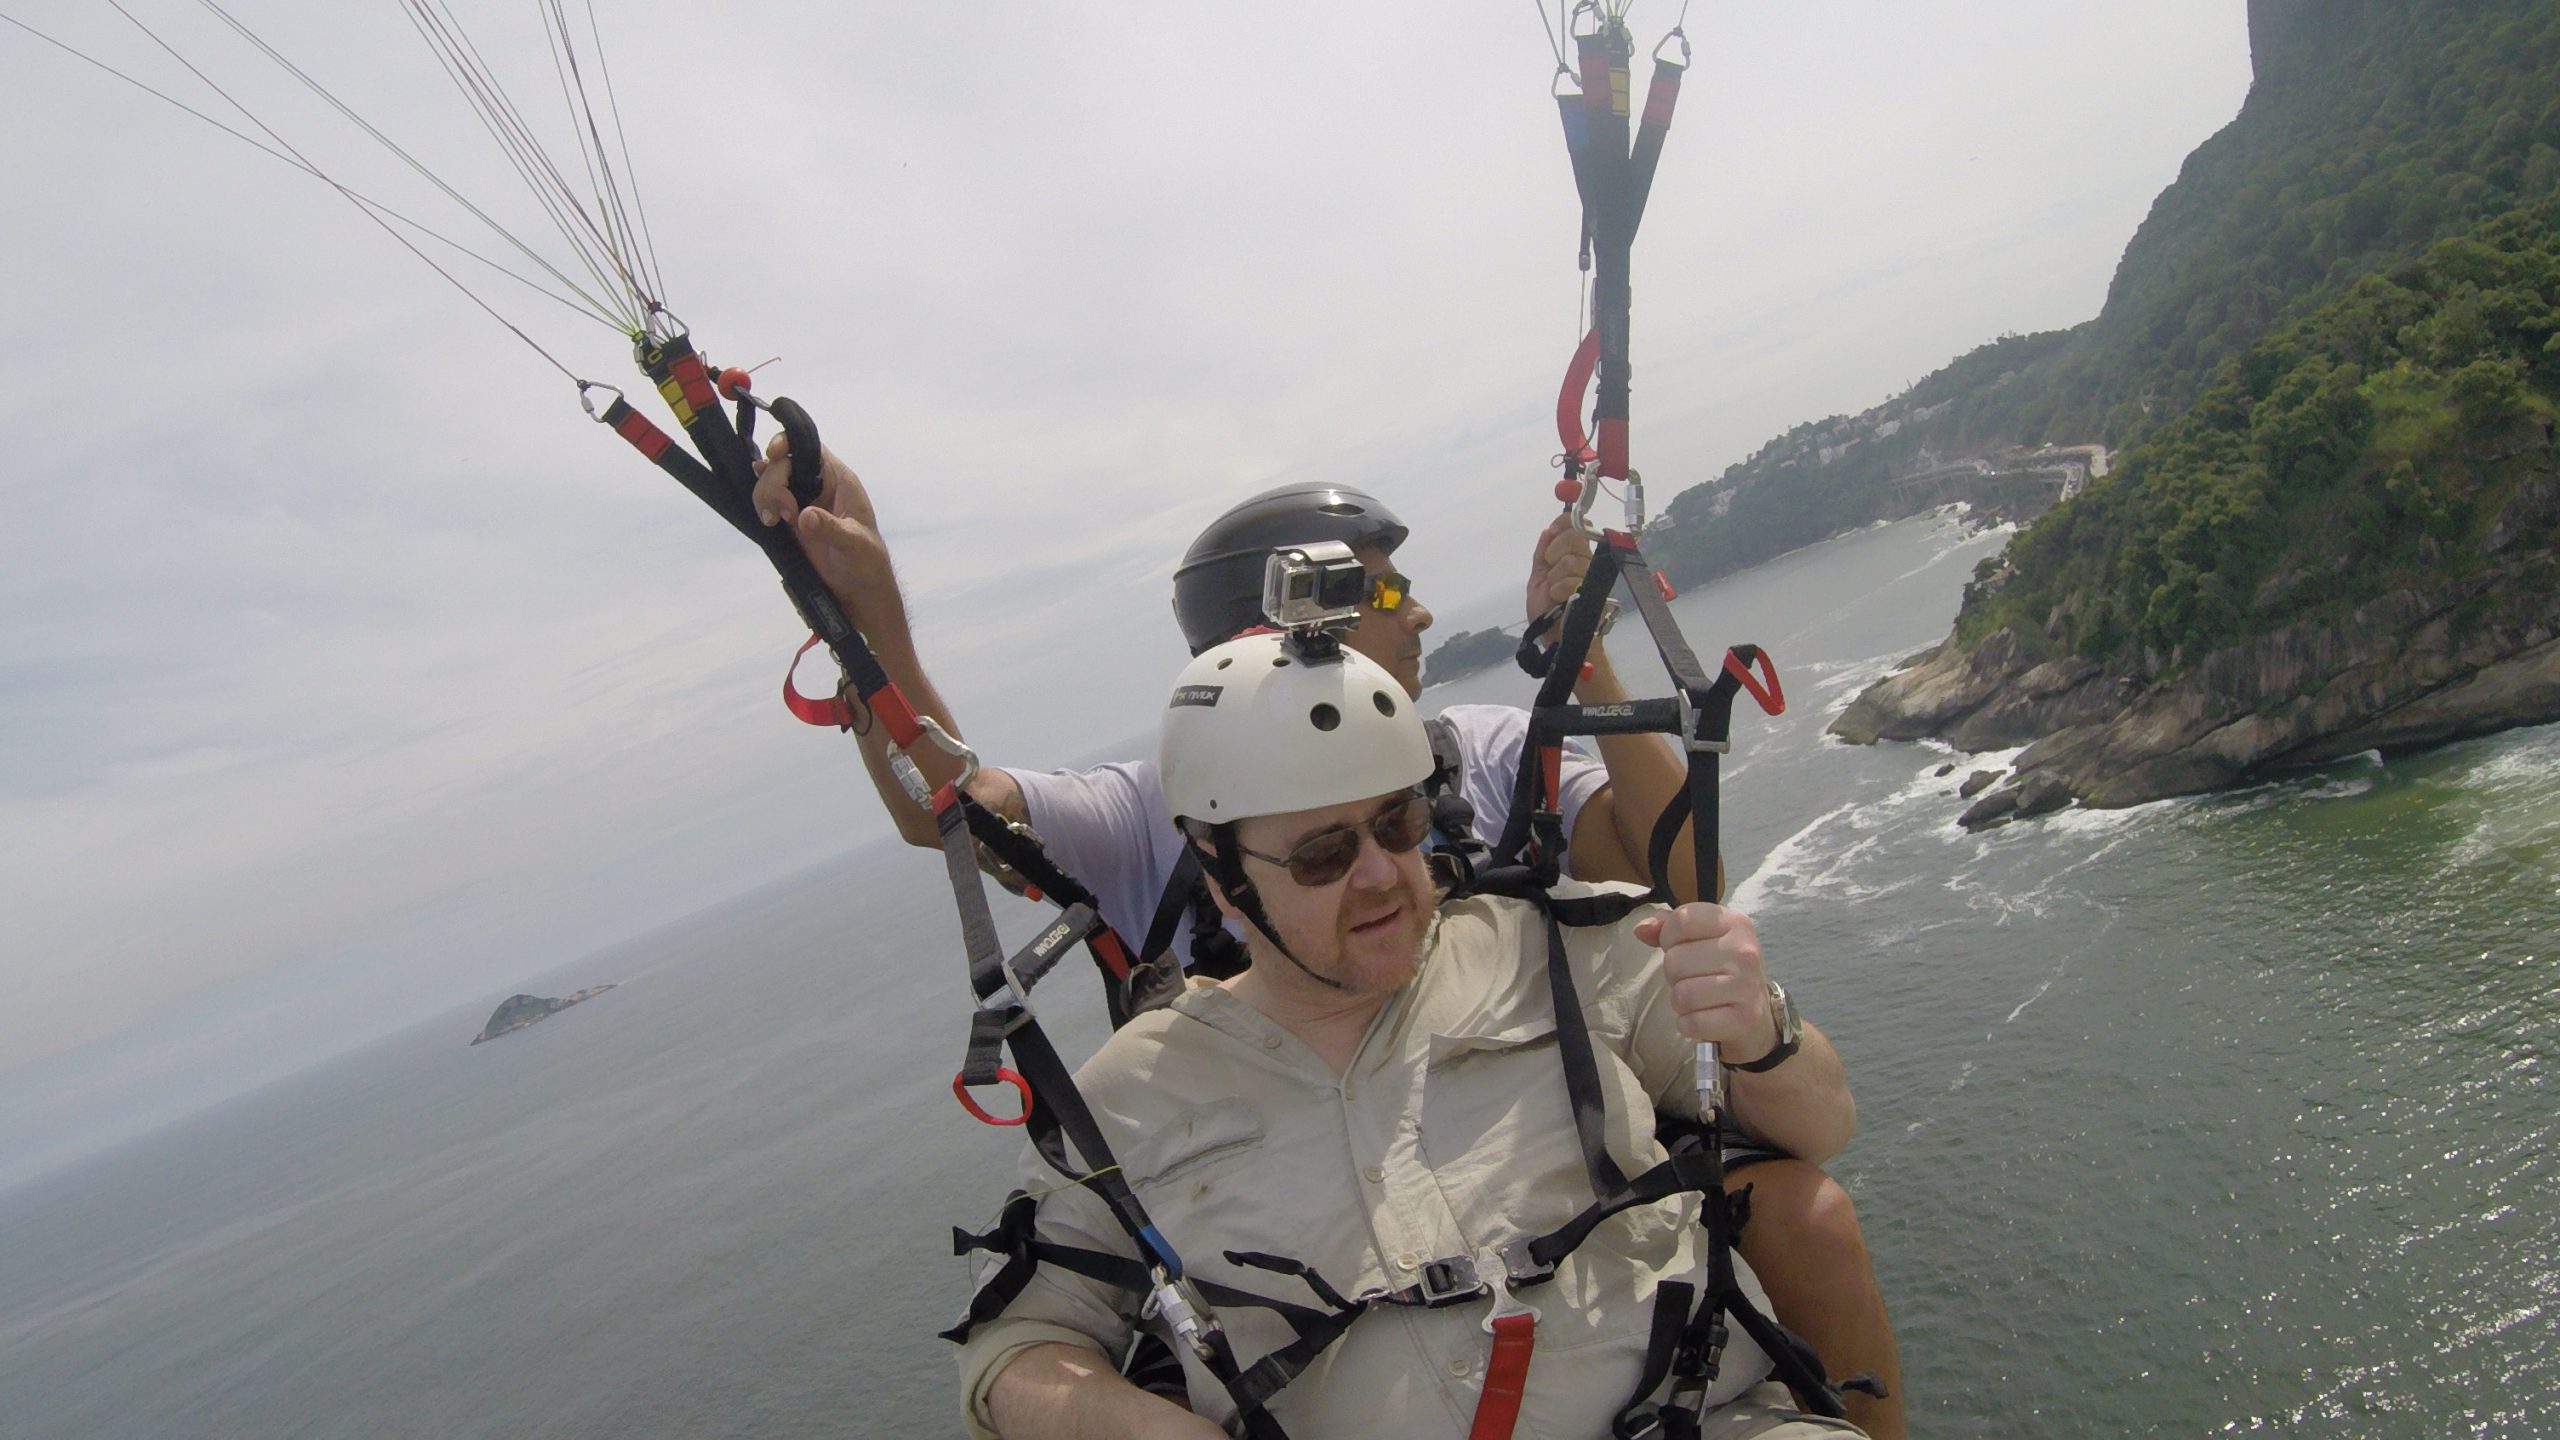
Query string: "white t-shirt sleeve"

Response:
xmin=1010 ymin=760 xmax=1191 ymax=961
xmin=1434 ymin=703 xmax=1608 ymax=873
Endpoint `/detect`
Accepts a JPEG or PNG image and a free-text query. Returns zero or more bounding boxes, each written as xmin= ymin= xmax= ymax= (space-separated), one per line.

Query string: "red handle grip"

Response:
xmin=1724 ymin=648 xmax=1784 ymax=716
xmin=952 ymin=1068 xmax=1033 ymax=1126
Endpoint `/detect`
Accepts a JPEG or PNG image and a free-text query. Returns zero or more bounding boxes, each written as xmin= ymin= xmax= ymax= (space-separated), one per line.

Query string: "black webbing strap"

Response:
xmin=941 ymin=1197 xmax=1342 ymax=1345
xmin=1543 ymin=890 xmax=1631 ymax=1196
xmin=1494 ymin=536 xmax=1625 ymax=873
xmin=1138 ymin=846 xmax=1203 ymax=971
xmin=1613 ymin=1280 xmax=1696 ymax=1440
xmin=1559 ymin=25 xmax=1684 ymax=483
xmin=957 ymin=794 xmax=1179 ymax=1026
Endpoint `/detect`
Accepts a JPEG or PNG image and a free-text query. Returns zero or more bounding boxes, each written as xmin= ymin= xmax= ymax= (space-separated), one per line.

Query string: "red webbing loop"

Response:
xmin=1539 ymin=743 xmax=1563 ymax=812
xmin=782 ymin=632 xmax=858 ymax=727
xmin=1597 ymin=417 xmax=1630 ymax=481
xmin=1467 ymin=1313 xmax=1538 ymax=1440
xmin=609 ymin=405 xmax=675 ymax=462
xmin=1725 ymin=648 xmax=1785 ymax=716
xmin=1639 ymin=63 xmax=1682 ymax=128
xmin=1654 ymin=569 xmax=1677 ymax=602
xmin=952 ymin=1068 xmax=1032 ymax=1126
xmin=1087 ymin=929 xmax=1136 ymax=983
xmin=1556 ymin=328 xmax=1600 ymax=460
xmin=868 ymin=684 xmax=927 ymax=749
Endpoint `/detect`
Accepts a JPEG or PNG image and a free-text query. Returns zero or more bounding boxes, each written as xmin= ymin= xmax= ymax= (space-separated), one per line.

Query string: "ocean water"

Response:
xmin=3 ymin=511 xmax=2553 ymax=1438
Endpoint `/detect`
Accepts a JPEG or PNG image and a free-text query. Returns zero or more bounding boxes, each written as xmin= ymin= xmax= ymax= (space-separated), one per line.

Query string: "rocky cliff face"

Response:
xmin=1835 ymin=545 xmax=2560 ymax=827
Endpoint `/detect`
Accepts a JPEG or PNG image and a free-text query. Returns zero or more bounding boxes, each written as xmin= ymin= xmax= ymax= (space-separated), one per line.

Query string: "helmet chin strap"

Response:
xmin=1206 ymin=830 xmax=1352 ymax=994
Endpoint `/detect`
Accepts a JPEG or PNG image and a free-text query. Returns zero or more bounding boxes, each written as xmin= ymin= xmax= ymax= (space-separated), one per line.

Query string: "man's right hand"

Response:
xmin=750 ymin=433 xmax=901 ymax=627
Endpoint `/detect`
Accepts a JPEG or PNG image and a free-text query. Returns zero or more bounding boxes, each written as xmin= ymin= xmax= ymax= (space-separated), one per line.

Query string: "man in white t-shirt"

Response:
xmin=751 ymin=443 xmax=1906 ymax=1438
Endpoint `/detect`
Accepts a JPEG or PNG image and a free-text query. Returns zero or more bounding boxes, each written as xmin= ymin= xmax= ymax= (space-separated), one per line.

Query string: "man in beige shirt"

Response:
xmin=952 ymin=633 xmax=1866 ymax=1440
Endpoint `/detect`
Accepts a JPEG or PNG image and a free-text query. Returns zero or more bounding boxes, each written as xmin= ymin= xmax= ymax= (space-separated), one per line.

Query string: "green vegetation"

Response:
xmin=1958 ymin=204 xmax=2560 ymax=670
xmin=1656 ymin=0 xmax=2560 ymax=657
xmin=1984 ymin=0 xmax=2560 ymax=454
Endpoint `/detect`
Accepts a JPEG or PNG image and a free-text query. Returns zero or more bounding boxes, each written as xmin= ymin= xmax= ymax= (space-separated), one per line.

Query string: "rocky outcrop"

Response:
xmin=471 ymin=985 xmax=616 ymax=1045
xmin=1835 ymin=557 xmax=2560 ymax=828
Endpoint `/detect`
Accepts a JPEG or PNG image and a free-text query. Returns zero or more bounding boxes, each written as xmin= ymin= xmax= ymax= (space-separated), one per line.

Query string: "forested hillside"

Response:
xmin=1649 ymin=0 xmax=2560 ymax=595
xmin=1962 ymin=204 xmax=2559 ymax=674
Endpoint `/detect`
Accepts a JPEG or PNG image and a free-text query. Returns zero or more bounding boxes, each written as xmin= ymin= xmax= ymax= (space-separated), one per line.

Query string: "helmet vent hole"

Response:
xmin=1319 ymin=502 xmax=1360 ymax=517
xmin=1272 ymin=656 xmax=1290 ymax=668
xmin=1373 ymin=691 xmax=1397 ymax=717
xmin=1216 ymin=657 xmax=1233 ymax=670
xmin=1309 ymin=703 xmax=1341 ymax=732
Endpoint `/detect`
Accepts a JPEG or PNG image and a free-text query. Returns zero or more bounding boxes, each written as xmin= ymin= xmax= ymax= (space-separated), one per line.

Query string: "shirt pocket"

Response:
xmin=1419 ymin=1017 xmax=1581 ymax=1206
xmin=1121 ymin=1096 xmax=1267 ymax=1195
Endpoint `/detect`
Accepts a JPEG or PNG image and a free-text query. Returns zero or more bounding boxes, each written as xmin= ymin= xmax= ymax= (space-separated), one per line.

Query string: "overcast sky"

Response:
xmin=0 ymin=1 xmax=2254 ymax=1181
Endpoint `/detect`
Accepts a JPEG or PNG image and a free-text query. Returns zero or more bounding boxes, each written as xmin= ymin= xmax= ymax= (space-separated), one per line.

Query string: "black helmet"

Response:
xmin=1171 ymin=483 xmax=1410 ymax=655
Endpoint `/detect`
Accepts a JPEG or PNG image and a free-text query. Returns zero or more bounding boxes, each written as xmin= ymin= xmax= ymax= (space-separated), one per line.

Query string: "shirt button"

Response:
xmin=1394 ymin=1252 xmax=1420 ymax=1270
xmin=1261 ymin=1034 xmax=1284 ymax=1050
xmin=1362 ymin=1165 xmax=1384 ymax=1183
xmin=1447 ymin=1357 xmax=1472 ymax=1377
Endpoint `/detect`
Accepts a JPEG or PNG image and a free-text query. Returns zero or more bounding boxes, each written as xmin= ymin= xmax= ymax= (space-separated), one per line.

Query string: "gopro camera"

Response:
xmin=1260 ymin=541 xmax=1367 ymax=636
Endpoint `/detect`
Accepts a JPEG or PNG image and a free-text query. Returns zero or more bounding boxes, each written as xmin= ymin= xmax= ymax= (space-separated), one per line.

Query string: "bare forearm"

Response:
xmin=1572 ymin=653 xmax=1715 ymax=901
xmin=834 ymin=587 xmax=1029 ymax=846
xmin=1727 ymin=1023 xmax=1855 ymax=1165
xmin=847 ymin=623 xmax=968 ymax=844
xmin=984 ymin=1342 xmax=1224 ymax=1440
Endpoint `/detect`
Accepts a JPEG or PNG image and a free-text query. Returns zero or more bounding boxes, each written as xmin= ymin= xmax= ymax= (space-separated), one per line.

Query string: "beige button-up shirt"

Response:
xmin=956 ymin=885 xmax=1781 ymax=1439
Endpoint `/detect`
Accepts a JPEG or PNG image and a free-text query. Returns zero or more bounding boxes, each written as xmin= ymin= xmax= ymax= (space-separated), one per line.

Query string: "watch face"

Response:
xmin=1768 ymin=980 xmax=1800 ymax=1043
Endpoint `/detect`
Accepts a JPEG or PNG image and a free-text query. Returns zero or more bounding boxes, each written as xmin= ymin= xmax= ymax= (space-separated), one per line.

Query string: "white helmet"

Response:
xmin=1160 ymin=633 xmax=1434 ymax=827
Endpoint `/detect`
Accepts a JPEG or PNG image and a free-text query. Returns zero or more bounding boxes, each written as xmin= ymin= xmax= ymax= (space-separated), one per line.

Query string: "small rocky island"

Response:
xmin=1423 ymin=625 xmax=1519 ymax=687
xmin=470 ymin=985 xmax=616 ymax=1045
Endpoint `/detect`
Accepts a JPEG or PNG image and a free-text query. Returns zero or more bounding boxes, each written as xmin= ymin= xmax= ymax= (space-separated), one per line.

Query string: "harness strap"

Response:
xmin=1469 ymin=1314 xmax=1538 ymax=1440
xmin=1543 ymin=889 xmax=1631 ymax=1195
xmin=1613 ymin=1280 xmax=1694 ymax=1439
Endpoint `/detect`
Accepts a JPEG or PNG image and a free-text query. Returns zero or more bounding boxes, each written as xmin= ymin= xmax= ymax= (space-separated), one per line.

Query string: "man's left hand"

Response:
xmin=1635 ymin=903 xmax=1775 ymax=1057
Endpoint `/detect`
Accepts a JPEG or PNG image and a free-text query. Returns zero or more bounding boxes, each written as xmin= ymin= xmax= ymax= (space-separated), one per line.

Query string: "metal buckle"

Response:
xmin=1141 ymin=1270 xmax=1219 ymax=1362
xmin=1478 ymin=1248 xmax=1542 ymax=1334
xmin=888 ymin=714 xmax=982 ymax=810
xmin=1496 ymin=1237 xmax=1556 ymax=1289
xmin=1414 ymin=1254 xmax=1483 ymax=1307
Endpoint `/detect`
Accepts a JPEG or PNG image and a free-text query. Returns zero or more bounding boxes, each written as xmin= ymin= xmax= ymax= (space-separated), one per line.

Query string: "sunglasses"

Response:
xmin=1237 ymin=792 xmax=1433 ymax=886
xmin=1366 ymin=571 xmax=1413 ymax=612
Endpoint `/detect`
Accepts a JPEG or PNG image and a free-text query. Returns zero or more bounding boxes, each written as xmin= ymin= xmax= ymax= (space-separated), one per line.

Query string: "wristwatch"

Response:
xmin=1723 ymin=980 xmax=1802 ymax=1073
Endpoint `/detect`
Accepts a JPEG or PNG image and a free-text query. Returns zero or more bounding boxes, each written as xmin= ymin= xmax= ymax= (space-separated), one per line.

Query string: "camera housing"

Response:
xmin=1260 ymin=541 xmax=1368 ymax=636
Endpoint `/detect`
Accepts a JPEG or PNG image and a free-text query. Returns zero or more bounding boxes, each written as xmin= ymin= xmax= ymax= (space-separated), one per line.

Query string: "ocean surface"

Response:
xmin=4 ymin=510 xmax=2553 ymax=1438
